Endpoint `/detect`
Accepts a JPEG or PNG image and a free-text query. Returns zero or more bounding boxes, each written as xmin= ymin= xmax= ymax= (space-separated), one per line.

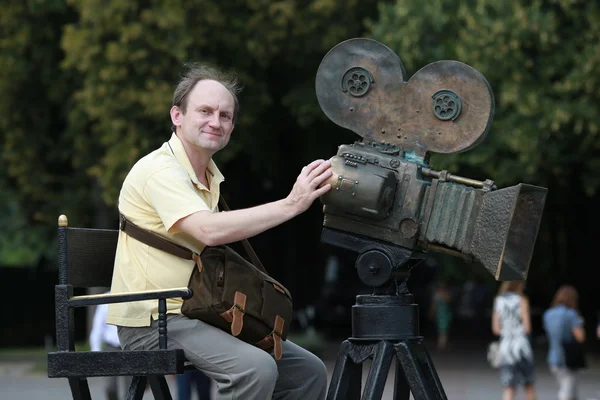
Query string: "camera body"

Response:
xmin=321 ymin=140 xmax=546 ymax=281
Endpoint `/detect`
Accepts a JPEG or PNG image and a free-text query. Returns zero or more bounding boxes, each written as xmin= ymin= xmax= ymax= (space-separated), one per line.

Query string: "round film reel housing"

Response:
xmin=315 ymin=38 xmax=495 ymax=156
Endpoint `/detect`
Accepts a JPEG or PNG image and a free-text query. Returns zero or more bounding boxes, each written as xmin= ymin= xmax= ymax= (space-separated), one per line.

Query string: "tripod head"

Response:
xmin=321 ymin=227 xmax=424 ymax=295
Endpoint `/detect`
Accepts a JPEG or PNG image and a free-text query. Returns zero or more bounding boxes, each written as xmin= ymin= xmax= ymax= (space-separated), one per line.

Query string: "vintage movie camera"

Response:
xmin=316 ymin=38 xmax=547 ymax=282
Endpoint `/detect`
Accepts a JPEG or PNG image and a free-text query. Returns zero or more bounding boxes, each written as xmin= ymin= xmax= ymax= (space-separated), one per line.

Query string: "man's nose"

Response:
xmin=208 ymin=112 xmax=221 ymax=128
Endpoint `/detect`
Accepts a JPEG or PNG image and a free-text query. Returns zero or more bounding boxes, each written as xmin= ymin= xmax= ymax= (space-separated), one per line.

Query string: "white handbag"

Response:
xmin=487 ymin=341 xmax=501 ymax=368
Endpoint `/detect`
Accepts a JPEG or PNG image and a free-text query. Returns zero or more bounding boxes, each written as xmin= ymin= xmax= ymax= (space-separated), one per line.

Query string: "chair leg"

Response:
xmin=68 ymin=377 xmax=92 ymax=400
xmin=127 ymin=376 xmax=148 ymax=400
xmin=148 ymin=375 xmax=173 ymax=400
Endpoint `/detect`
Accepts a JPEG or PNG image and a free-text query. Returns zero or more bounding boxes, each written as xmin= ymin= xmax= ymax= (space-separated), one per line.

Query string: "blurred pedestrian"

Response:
xmin=491 ymin=280 xmax=535 ymax=400
xmin=176 ymin=368 xmax=212 ymax=400
xmin=596 ymin=312 xmax=600 ymax=340
xmin=429 ymin=280 xmax=453 ymax=350
xmin=89 ymin=292 xmax=126 ymax=400
xmin=543 ymin=285 xmax=585 ymax=400
xmin=471 ymin=275 xmax=491 ymax=337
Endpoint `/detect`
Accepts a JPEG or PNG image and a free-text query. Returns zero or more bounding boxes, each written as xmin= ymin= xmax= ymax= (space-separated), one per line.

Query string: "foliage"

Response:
xmin=368 ymin=0 xmax=600 ymax=196
xmin=59 ymin=0 xmax=380 ymax=206
xmin=0 ymin=0 xmax=380 ymax=267
xmin=0 ymin=1 xmax=81 ymax=262
xmin=368 ymin=0 xmax=600 ymax=302
xmin=0 ymin=187 xmax=47 ymax=265
xmin=1 ymin=0 xmax=597 ymax=312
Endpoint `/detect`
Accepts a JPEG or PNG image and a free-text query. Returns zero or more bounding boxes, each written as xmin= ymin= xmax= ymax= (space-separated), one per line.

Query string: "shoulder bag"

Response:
xmin=119 ymin=197 xmax=293 ymax=360
xmin=561 ymin=309 xmax=586 ymax=371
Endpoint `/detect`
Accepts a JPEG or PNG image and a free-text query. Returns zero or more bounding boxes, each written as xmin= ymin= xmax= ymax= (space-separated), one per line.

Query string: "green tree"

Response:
xmin=59 ymin=0 xmax=381 ymax=207
xmin=368 ymin=0 xmax=600 ymax=304
xmin=1 ymin=0 xmax=386 ymax=307
xmin=0 ymin=1 xmax=81 ymax=263
xmin=57 ymin=0 xmax=383 ymax=302
xmin=370 ymin=0 xmax=600 ymax=191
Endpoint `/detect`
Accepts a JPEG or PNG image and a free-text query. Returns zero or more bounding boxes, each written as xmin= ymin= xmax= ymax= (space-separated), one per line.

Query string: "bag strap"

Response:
xmin=118 ymin=196 xmax=266 ymax=272
xmin=217 ymin=196 xmax=265 ymax=271
xmin=119 ymin=214 xmax=194 ymax=260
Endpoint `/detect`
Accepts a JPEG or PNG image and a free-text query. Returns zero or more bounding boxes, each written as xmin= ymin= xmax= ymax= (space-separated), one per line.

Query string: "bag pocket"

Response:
xmin=180 ymin=249 xmax=224 ymax=323
xmin=216 ymin=248 xmax=263 ymax=337
xmin=260 ymin=278 xmax=293 ymax=340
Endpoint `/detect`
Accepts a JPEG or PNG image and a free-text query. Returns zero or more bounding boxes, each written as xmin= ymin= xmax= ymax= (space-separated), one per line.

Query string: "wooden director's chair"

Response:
xmin=47 ymin=214 xmax=193 ymax=399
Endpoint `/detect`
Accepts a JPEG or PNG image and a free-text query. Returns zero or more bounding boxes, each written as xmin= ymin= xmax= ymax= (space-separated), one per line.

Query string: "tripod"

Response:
xmin=322 ymin=228 xmax=447 ymax=400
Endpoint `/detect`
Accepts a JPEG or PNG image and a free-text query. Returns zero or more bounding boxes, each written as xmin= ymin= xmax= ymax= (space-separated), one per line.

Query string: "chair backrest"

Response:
xmin=63 ymin=227 xmax=119 ymax=288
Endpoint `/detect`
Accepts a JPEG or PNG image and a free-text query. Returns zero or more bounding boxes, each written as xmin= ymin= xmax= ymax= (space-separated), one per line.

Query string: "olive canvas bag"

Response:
xmin=119 ymin=198 xmax=293 ymax=360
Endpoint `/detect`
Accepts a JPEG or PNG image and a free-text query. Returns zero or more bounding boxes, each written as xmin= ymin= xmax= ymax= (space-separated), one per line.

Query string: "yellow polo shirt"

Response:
xmin=107 ymin=133 xmax=223 ymax=327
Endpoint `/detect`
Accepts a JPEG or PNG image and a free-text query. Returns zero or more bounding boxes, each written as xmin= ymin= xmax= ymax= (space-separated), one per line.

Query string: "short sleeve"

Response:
xmin=143 ymin=167 xmax=211 ymax=231
xmin=567 ymin=309 xmax=583 ymax=329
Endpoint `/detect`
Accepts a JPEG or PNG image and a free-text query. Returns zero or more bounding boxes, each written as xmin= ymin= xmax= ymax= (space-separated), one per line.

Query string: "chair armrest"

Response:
xmin=68 ymin=287 xmax=192 ymax=308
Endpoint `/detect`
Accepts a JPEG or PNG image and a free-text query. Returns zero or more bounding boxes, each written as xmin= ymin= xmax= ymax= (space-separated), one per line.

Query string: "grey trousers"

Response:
xmin=117 ymin=314 xmax=328 ymax=400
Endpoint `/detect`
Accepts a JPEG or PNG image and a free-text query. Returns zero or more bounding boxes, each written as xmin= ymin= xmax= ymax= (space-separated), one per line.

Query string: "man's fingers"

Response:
xmin=306 ymin=160 xmax=331 ymax=180
xmin=311 ymin=168 xmax=332 ymax=187
xmin=303 ymin=159 xmax=325 ymax=174
xmin=314 ymin=184 xmax=332 ymax=198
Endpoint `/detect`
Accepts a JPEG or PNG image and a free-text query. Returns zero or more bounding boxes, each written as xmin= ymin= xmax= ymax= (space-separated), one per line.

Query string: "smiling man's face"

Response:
xmin=171 ymin=79 xmax=235 ymax=155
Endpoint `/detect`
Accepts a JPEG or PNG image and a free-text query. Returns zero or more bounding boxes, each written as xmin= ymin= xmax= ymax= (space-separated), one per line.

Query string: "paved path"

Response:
xmin=2 ymin=344 xmax=599 ymax=399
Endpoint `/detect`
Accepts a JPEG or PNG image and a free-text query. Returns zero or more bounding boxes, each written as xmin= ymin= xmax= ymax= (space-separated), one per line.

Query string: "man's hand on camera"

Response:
xmin=284 ymin=159 xmax=332 ymax=214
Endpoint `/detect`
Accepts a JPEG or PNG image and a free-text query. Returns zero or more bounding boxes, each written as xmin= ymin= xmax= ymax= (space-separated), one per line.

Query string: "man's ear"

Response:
xmin=170 ymin=106 xmax=182 ymax=127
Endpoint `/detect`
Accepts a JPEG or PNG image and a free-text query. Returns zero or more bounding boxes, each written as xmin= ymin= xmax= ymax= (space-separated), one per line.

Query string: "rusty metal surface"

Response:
xmin=316 ymin=38 xmax=495 ymax=156
xmin=320 ymin=142 xmax=429 ymax=249
xmin=470 ymin=184 xmax=547 ymax=280
xmin=424 ymin=182 xmax=480 ymax=250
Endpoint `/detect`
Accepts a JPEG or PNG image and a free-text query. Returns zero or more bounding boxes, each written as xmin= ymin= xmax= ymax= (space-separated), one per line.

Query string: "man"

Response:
xmin=107 ymin=63 xmax=332 ymax=399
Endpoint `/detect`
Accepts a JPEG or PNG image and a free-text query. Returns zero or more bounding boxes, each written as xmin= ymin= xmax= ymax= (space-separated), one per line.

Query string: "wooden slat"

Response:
xmin=48 ymin=349 xmax=185 ymax=378
xmin=68 ymin=288 xmax=192 ymax=307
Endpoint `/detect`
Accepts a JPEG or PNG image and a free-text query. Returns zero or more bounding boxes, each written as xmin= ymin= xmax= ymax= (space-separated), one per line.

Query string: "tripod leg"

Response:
xmin=326 ymin=340 xmax=362 ymax=400
xmin=393 ymin=359 xmax=410 ymax=400
xmin=362 ymin=341 xmax=394 ymax=400
xmin=395 ymin=339 xmax=447 ymax=400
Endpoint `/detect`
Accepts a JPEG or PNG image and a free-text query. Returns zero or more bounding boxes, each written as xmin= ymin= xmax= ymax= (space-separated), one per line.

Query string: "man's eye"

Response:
xmin=200 ymin=109 xmax=209 ymax=114
xmin=221 ymin=113 xmax=232 ymax=120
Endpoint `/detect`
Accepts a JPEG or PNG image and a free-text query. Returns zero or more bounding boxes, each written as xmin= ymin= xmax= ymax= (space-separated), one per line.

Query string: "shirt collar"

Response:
xmin=167 ymin=133 xmax=225 ymax=190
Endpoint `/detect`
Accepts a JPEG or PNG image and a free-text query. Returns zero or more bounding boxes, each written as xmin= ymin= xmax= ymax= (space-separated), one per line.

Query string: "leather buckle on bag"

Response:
xmin=231 ymin=292 xmax=247 ymax=337
xmin=192 ymin=253 xmax=202 ymax=272
xmin=233 ymin=303 xmax=245 ymax=313
xmin=273 ymin=283 xmax=285 ymax=294
xmin=272 ymin=315 xmax=285 ymax=360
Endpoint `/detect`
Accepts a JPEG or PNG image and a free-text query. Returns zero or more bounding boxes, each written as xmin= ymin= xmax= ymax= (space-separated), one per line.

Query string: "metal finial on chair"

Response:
xmin=58 ymin=215 xmax=68 ymax=227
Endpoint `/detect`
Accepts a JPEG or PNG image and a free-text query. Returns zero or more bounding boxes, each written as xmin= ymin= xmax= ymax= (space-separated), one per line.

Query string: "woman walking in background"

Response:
xmin=543 ymin=285 xmax=585 ymax=400
xmin=429 ymin=280 xmax=453 ymax=350
xmin=492 ymin=280 xmax=536 ymax=400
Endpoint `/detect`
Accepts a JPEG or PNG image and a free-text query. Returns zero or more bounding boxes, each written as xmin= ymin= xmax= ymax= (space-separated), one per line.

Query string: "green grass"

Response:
xmin=0 ymin=342 xmax=91 ymax=375
xmin=287 ymin=329 xmax=328 ymax=358
xmin=0 ymin=346 xmax=48 ymax=361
